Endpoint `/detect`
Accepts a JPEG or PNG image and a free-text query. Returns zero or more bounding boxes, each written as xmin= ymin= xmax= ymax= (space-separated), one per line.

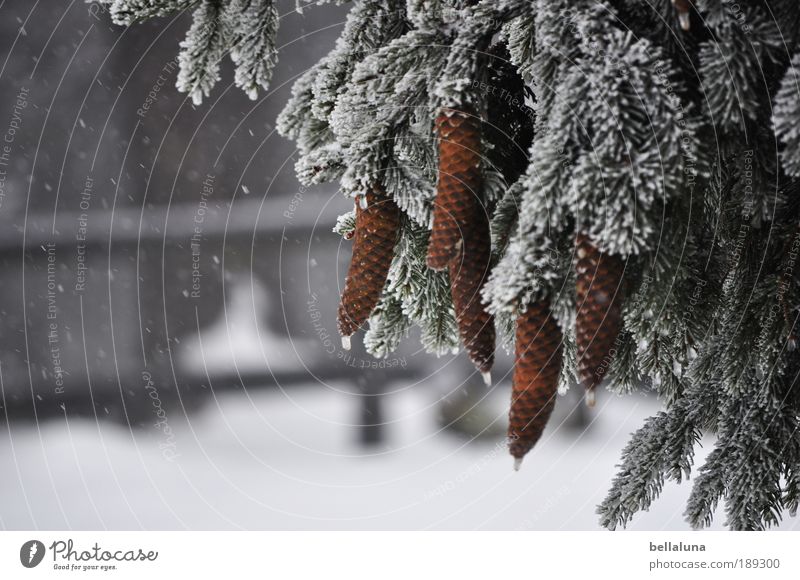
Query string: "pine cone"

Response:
xmin=337 ymin=185 xmax=400 ymax=344
xmin=426 ymin=107 xmax=482 ymax=271
xmin=449 ymin=205 xmax=495 ymax=379
xmin=508 ymin=301 xmax=562 ymax=467
xmin=575 ymin=234 xmax=625 ymax=403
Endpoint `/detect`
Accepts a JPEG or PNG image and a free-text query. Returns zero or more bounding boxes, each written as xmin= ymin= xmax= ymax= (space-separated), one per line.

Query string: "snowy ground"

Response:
xmin=0 ymin=382 xmax=796 ymax=531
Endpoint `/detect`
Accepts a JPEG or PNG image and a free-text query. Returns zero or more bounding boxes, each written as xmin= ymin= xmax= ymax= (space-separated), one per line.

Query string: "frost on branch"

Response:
xmin=92 ymin=0 xmax=282 ymax=104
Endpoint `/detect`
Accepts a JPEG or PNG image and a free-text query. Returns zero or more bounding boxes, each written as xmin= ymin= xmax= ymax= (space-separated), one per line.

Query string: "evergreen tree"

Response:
xmin=95 ymin=0 xmax=800 ymax=530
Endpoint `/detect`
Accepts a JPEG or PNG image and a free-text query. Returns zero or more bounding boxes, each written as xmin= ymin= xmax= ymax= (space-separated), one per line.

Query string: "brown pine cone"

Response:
xmin=337 ymin=185 xmax=400 ymax=346
xmin=575 ymin=233 xmax=625 ymax=404
xmin=449 ymin=204 xmax=494 ymax=380
xmin=508 ymin=301 xmax=563 ymax=468
xmin=426 ymin=107 xmax=482 ymax=271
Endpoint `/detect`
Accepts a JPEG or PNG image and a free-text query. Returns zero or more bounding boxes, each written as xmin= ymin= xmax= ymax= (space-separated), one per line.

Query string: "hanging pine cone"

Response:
xmin=337 ymin=184 xmax=400 ymax=347
xmin=449 ymin=204 xmax=495 ymax=381
xmin=575 ymin=233 xmax=625 ymax=405
xmin=426 ymin=106 xmax=482 ymax=271
xmin=509 ymin=301 xmax=563 ymax=468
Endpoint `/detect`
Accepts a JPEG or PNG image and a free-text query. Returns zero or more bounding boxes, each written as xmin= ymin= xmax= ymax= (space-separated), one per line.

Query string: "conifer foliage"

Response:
xmin=98 ymin=0 xmax=800 ymax=530
xmin=94 ymin=0 xmax=279 ymax=104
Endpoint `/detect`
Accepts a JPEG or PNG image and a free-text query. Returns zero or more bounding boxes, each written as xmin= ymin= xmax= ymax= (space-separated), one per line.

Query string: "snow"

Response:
xmin=2 ymin=382 xmax=794 ymax=531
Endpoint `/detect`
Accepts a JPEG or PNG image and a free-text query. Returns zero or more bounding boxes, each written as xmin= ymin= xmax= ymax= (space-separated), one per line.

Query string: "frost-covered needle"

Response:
xmin=341 ymin=335 xmax=351 ymax=351
xmin=482 ymin=370 xmax=491 ymax=386
xmin=513 ymin=457 xmax=524 ymax=471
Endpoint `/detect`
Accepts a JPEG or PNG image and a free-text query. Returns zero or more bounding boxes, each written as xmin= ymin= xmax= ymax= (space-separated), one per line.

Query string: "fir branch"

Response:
xmin=229 ymin=0 xmax=280 ymax=100
xmin=176 ymin=0 xmax=234 ymax=106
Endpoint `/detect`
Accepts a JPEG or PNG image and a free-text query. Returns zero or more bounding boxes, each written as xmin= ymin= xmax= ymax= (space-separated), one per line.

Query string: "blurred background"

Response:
xmin=0 ymin=0 xmax=759 ymax=530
